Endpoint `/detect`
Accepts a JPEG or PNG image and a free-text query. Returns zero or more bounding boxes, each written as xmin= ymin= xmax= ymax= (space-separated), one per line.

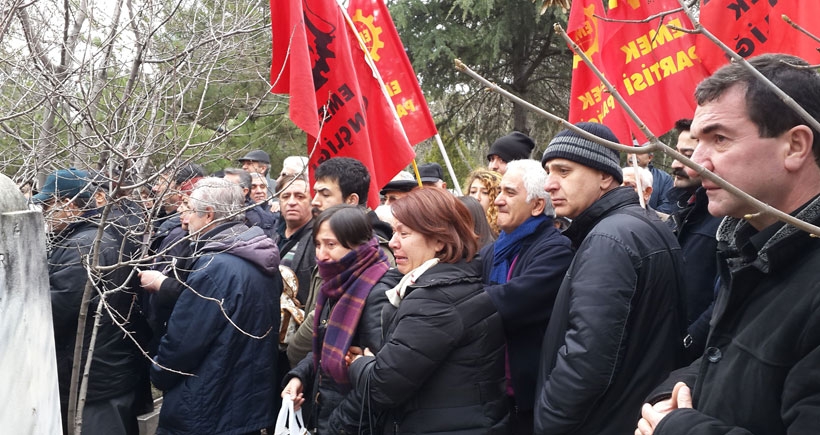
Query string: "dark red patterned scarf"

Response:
xmin=313 ymin=237 xmax=389 ymax=385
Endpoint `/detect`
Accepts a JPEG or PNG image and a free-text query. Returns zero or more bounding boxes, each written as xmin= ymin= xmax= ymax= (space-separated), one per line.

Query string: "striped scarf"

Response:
xmin=313 ymin=237 xmax=389 ymax=385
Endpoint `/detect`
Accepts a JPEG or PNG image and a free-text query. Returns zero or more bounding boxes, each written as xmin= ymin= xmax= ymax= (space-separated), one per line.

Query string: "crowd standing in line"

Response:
xmin=30 ymin=52 xmax=820 ymax=435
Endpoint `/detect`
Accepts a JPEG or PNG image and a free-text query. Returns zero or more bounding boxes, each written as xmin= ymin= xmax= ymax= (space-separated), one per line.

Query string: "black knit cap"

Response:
xmin=541 ymin=122 xmax=623 ymax=184
xmin=487 ymin=131 xmax=535 ymax=163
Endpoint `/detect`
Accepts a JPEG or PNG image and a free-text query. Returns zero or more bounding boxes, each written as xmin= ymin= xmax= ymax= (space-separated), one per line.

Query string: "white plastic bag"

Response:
xmin=274 ymin=395 xmax=309 ymax=435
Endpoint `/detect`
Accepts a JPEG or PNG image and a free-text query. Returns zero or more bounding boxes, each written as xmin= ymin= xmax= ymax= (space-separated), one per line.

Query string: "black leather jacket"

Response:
xmin=49 ymin=213 xmax=147 ymax=416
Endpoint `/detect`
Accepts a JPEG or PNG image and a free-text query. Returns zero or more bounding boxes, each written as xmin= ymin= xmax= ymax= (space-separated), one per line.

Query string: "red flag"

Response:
xmin=567 ymin=0 xmax=634 ymax=144
xmin=568 ymin=0 xmax=710 ymax=144
xmin=698 ymin=0 xmax=820 ymax=72
xmin=271 ymin=0 xmax=416 ymax=208
xmin=347 ymin=0 xmax=438 ymax=146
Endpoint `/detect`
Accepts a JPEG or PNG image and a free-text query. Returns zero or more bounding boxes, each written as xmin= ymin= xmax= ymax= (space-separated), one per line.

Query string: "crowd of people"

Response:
xmin=30 ymin=52 xmax=820 ymax=435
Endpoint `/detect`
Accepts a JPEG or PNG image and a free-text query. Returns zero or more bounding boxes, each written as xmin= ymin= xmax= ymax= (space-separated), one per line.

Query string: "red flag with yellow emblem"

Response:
xmin=270 ymin=0 xmax=416 ymax=208
xmin=567 ymin=0 xmax=633 ymax=144
xmin=347 ymin=0 xmax=438 ymax=146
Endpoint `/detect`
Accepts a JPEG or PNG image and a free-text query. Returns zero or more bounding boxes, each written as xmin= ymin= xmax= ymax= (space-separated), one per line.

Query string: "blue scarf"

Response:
xmin=489 ymin=214 xmax=548 ymax=284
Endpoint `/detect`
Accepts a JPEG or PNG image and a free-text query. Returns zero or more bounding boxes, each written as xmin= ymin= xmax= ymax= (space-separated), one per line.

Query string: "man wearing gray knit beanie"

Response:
xmin=535 ymin=122 xmax=686 ymax=434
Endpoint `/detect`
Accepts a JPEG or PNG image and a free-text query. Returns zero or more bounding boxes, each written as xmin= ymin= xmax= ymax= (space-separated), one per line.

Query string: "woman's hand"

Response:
xmin=345 ymin=346 xmax=374 ymax=366
xmin=139 ymin=270 xmax=167 ymax=293
xmin=345 ymin=346 xmax=363 ymax=366
xmin=282 ymin=377 xmax=306 ymax=410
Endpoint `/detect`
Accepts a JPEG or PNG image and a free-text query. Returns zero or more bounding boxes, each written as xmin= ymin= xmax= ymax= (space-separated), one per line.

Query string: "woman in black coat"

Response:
xmin=282 ymin=205 xmax=393 ymax=434
xmin=346 ymin=188 xmax=509 ymax=434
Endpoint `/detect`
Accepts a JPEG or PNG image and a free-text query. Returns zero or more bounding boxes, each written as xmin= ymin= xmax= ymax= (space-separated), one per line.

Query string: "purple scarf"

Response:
xmin=313 ymin=237 xmax=389 ymax=385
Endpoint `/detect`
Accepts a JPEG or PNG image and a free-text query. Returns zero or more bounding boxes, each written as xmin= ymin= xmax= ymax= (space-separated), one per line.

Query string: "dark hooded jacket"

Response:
xmin=348 ymin=259 xmax=509 ymax=435
xmin=649 ymin=193 xmax=820 ymax=435
xmin=244 ymin=199 xmax=277 ymax=239
xmin=151 ymin=223 xmax=281 ymax=435
xmin=535 ymin=187 xmax=687 ymax=435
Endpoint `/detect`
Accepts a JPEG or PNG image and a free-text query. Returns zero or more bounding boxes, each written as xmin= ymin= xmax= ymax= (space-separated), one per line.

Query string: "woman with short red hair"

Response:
xmin=345 ymin=188 xmax=509 ymax=434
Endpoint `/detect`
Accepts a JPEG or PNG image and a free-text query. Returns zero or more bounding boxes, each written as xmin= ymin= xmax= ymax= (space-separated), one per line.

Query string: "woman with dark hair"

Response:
xmin=281 ymin=204 xmax=398 ymax=434
xmin=345 ymin=188 xmax=509 ymax=434
xmin=459 ymin=195 xmax=496 ymax=247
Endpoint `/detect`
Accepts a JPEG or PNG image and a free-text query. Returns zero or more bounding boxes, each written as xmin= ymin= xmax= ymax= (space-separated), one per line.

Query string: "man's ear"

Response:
xmin=530 ymin=197 xmax=546 ymax=216
xmin=345 ymin=193 xmax=359 ymax=205
xmin=784 ymin=125 xmax=814 ymax=172
xmin=599 ymin=172 xmax=616 ymax=190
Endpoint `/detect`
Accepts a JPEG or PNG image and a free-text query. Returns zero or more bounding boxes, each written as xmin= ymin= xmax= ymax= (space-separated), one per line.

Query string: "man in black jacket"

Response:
xmin=637 ymin=54 xmax=820 ymax=435
xmin=34 ymin=168 xmax=148 ymax=435
xmin=537 ymin=122 xmax=687 ymax=434
xmin=276 ymin=173 xmax=315 ymax=304
xmin=481 ymin=159 xmax=574 ymax=435
xmin=223 ymin=167 xmax=277 ymax=239
xmin=667 ymin=119 xmax=722 ymax=362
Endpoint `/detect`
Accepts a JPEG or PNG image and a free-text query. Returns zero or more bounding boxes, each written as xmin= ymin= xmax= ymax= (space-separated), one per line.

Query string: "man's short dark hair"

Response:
xmin=695 ymin=53 xmax=820 ymax=166
xmin=314 ymin=157 xmax=370 ymax=205
xmin=674 ymin=118 xmax=692 ymax=132
xmin=171 ymin=163 xmax=206 ymax=185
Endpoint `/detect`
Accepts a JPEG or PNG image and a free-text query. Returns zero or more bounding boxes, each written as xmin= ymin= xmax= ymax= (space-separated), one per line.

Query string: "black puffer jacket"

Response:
xmin=535 ymin=187 xmax=687 ymax=434
xmin=349 ymin=259 xmax=509 ymax=435
xmin=287 ymin=268 xmax=400 ymax=434
xmin=49 ymin=213 xmax=147 ymax=422
xmin=650 ymin=193 xmax=820 ymax=435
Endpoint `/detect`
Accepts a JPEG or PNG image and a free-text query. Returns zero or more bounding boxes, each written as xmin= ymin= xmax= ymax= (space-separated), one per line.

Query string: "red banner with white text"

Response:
xmin=568 ymin=0 xmax=710 ymax=144
xmin=348 ymin=0 xmax=438 ymax=146
xmin=270 ymin=0 xmax=416 ymax=208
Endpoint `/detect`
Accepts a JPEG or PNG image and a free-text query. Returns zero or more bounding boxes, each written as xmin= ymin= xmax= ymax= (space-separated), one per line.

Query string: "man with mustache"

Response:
xmin=668 ymin=119 xmax=723 ymax=362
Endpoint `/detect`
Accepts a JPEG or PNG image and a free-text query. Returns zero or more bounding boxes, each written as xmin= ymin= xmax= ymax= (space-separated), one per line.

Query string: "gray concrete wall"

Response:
xmin=0 ymin=174 xmax=62 ymax=433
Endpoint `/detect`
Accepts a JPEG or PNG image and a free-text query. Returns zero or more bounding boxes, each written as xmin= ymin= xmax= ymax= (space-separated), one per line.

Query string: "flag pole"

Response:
xmin=433 ymin=134 xmax=462 ymax=195
xmin=337 ymin=0 xmax=461 ymax=194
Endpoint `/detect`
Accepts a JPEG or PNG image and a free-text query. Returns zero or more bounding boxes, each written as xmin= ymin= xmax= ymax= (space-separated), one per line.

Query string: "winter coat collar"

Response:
xmin=408 ymin=257 xmax=484 ymax=291
xmin=716 ymin=192 xmax=820 ymax=273
xmin=563 ymin=186 xmax=641 ymax=248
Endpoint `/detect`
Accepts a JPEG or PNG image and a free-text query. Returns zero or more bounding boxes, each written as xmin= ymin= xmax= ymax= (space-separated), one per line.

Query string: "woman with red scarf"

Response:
xmin=282 ymin=205 xmax=398 ymax=434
